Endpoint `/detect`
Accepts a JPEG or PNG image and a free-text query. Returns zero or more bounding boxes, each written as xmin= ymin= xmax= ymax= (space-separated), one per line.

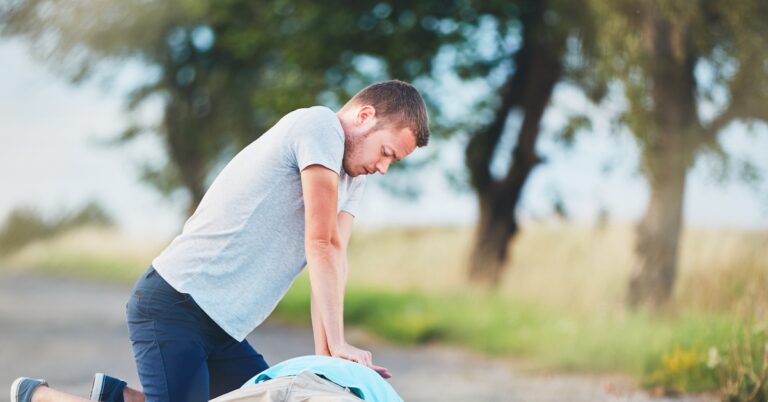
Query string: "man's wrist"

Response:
xmin=327 ymin=339 xmax=347 ymax=354
xmin=313 ymin=334 xmax=331 ymax=356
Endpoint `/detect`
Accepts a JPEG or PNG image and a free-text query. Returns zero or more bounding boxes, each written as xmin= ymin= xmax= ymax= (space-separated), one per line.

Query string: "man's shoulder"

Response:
xmin=293 ymin=106 xmax=343 ymax=139
xmin=302 ymin=105 xmax=336 ymax=119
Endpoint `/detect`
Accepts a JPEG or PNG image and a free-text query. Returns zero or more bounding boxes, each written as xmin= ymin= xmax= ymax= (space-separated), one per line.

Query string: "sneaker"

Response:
xmin=89 ymin=373 xmax=126 ymax=402
xmin=10 ymin=377 xmax=47 ymax=402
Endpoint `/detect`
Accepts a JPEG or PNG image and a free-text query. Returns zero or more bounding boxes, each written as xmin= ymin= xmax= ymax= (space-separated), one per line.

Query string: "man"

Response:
xmin=98 ymin=80 xmax=427 ymax=402
xmin=12 ymin=355 xmax=403 ymax=402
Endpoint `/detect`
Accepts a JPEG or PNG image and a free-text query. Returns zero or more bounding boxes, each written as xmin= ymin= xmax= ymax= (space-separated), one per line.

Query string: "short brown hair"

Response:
xmin=344 ymin=80 xmax=430 ymax=147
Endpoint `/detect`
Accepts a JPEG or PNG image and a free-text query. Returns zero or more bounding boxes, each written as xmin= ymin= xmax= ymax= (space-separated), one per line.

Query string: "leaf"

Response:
xmin=557 ymin=114 xmax=591 ymax=148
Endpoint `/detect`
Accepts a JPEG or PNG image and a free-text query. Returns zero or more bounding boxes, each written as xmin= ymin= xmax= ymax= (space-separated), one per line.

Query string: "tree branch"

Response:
xmin=464 ymin=67 xmax=521 ymax=193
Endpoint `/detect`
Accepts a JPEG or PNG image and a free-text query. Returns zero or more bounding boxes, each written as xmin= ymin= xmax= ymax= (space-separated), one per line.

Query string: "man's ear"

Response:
xmin=356 ymin=105 xmax=376 ymax=126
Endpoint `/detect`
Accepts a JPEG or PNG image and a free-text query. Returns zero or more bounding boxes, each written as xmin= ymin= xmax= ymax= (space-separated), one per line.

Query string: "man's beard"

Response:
xmin=342 ymin=127 xmax=374 ymax=176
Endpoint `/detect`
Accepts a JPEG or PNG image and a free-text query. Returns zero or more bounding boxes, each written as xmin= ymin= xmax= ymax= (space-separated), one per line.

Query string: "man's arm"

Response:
xmin=311 ymin=211 xmax=354 ymax=356
xmin=301 ymin=165 xmax=374 ymax=367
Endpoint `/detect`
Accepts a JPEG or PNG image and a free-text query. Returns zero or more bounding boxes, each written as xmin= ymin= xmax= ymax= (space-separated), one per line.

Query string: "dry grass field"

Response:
xmin=348 ymin=222 xmax=768 ymax=316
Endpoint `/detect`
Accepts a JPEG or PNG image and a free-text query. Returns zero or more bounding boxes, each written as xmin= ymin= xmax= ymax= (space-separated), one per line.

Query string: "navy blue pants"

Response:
xmin=126 ymin=267 xmax=269 ymax=402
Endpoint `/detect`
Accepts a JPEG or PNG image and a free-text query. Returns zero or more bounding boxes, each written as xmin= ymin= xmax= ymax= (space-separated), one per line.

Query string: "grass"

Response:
xmin=276 ymin=273 xmax=739 ymax=377
xmin=2 ymin=222 xmax=766 ymax=391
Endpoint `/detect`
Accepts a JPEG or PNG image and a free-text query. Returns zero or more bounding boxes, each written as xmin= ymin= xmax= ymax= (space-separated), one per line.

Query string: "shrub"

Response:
xmin=642 ymin=317 xmax=768 ymax=400
xmin=716 ymin=320 xmax=768 ymax=402
xmin=0 ymin=202 xmax=113 ymax=256
xmin=643 ymin=344 xmax=718 ymax=394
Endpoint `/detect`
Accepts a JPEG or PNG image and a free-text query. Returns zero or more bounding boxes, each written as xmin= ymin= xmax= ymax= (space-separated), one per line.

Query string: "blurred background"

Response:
xmin=1 ymin=0 xmax=767 ymax=400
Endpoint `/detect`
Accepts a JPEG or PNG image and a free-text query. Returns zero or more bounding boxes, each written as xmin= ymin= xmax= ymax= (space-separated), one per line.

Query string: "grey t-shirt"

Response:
xmin=152 ymin=106 xmax=366 ymax=341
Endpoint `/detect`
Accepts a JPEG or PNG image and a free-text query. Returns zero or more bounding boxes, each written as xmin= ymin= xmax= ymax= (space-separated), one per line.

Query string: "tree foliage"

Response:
xmin=589 ymin=0 xmax=768 ymax=156
xmin=1 ymin=0 xmax=471 ymax=212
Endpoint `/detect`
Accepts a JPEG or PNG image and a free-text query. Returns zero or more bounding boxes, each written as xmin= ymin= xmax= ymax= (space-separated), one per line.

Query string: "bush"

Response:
xmin=642 ymin=317 xmax=768 ymax=400
xmin=716 ymin=320 xmax=768 ymax=402
xmin=642 ymin=345 xmax=718 ymax=394
xmin=0 ymin=202 xmax=113 ymax=256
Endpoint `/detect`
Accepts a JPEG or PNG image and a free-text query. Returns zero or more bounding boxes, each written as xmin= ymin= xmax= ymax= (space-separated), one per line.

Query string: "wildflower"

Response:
xmin=706 ymin=347 xmax=719 ymax=369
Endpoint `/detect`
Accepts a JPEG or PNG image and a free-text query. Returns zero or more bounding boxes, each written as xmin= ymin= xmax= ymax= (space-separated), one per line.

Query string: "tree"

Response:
xmin=458 ymin=0 xmax=597 ymax=284
xmin=0 ymin=0 xmax=464 ymax=214
xmin=588 ymin=0 xmax=768 ymax=307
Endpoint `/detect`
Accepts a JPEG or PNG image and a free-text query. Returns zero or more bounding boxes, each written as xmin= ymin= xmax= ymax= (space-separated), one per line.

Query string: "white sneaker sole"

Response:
xmin=90 ymin=373 xmax=105 ymax=401
xmin=10 ymin=377 xmax=44 ymax=402
xmin=9 ymin=377 xmax=23 ymax=402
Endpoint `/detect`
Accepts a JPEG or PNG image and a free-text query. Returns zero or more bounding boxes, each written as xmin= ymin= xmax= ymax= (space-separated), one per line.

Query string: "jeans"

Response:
xmin=126 ymin=266 xmax=269 ymax=402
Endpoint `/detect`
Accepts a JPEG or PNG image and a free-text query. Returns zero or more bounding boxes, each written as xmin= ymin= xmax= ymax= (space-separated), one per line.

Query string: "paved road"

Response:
xmin=0 ymin=272 xmax=714 ymax=402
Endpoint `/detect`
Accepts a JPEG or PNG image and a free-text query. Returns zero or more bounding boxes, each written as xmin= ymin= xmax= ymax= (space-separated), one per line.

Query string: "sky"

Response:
xmin=1 ymin=39 xmax=767 ymax=238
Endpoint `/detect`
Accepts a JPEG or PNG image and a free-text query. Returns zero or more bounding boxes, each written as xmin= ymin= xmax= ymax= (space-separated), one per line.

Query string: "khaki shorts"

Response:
xmin=210 ymin=370 xmax=362 ymax=402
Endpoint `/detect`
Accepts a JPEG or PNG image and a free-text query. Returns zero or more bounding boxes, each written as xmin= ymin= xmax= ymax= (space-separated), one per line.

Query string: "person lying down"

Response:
xmin=11 ymin=355 xmax=403 ymax=402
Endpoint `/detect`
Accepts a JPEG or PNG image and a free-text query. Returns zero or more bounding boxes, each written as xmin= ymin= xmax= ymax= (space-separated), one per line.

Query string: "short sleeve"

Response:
xmin=340 ymin=175 xmax=366 ymax=217
xmin=292 ymin=107 xmax=344 ymax=175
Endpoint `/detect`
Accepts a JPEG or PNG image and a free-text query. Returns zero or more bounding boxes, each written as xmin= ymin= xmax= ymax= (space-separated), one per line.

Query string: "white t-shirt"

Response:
xmin=152 ymin=106 xmax=366 ymax=341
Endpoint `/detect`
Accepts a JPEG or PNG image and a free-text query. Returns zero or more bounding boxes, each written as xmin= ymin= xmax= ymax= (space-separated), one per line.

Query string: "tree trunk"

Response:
xmin=164 ymin=96 xmax=207 ymax=216
xmin=627 ymin=6 xmax=698 ymax=307
xmin=466 ymin=0 xmax=563 ymax=286
xmin=627 ymin=137 xmax=688 ymax=308
xmin=468 ymin=186 xmax=518 ymax=284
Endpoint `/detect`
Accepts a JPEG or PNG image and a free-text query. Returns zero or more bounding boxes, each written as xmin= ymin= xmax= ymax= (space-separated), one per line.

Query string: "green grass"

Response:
xmin=275 ymin=273 xmax=739 ymax=378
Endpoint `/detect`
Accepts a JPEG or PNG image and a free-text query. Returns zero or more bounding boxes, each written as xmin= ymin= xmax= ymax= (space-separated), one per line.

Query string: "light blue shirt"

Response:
xmin=243 ymin=355 xmax=403 ymax=402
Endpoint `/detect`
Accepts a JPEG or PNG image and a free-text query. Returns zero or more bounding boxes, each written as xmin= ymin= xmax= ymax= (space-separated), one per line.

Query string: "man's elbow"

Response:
xmin=305 ymin=236 xmax=342 ymax=256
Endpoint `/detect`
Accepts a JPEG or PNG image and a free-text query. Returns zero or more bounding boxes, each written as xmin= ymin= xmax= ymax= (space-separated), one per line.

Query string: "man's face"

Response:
xmin=342 ymin=118 xmax=417 ymax=177
xmin=342 ymin=123 xmax=417 ymax=177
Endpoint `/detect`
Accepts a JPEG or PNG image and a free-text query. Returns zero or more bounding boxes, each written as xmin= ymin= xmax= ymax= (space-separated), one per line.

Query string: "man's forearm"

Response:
xmin=306 ymin=240 xmax=346 ymax=351
xmin=310 ymin=250 xmax=349 ymax=355
xmin=310 ymin=289 xmax=330 ymax=355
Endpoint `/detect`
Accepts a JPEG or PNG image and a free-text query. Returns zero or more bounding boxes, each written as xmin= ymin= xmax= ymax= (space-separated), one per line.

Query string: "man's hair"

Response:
xmin=344 ymin=80 xmax=430 ymax=147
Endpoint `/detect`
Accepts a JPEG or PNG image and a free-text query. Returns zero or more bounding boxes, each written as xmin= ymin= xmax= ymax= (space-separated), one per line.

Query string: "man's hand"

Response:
xmin=330 ymin=341 xmax=392 ymax=379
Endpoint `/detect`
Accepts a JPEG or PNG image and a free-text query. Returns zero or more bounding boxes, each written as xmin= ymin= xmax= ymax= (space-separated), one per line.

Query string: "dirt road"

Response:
xmin=0 ymin=272 xmax=714 ymax=402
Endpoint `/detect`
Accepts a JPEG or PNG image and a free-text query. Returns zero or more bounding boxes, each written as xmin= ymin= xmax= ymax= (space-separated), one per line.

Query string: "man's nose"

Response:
xmin=376 ymin=161 xmax=390 ymax=175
